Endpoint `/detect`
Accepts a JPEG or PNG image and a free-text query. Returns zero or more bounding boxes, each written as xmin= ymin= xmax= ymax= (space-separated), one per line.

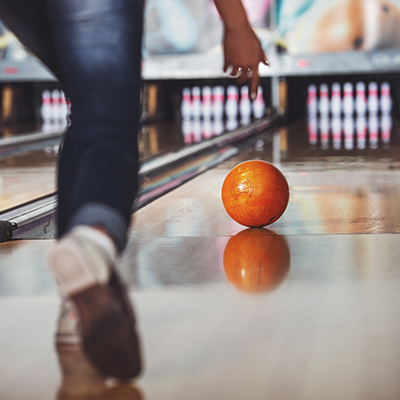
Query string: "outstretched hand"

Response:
xmin=223 ymin=25 xmax=269 ymax=99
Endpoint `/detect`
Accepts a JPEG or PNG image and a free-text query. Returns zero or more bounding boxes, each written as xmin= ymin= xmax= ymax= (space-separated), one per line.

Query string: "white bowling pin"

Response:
xmin=182 ymin=119 xmax=193 ymax=144
xmin=356 ymin=116 xmax=367 ymax=149
xmin=331 ymin=116 xmax=342 ymax=149
xmin=368 ymin=82 xmax=379 ymax=115
xmin=368 ymin=114 xmax=379 ymax=149
xmin=330 ymin=83 xmax=342 ymax=117
xmin=225 ymin=85 xmax=239 ymax=120
xmin=213 ymin=117 xmax=224 ymax=136
xmin=319 ymin=115 xmax=329 ymax=149
xmin=192 ymin=118 xmax=202 ymax=142
xmin=308 ymin=115 xmax=318 ymax=147
xmin=307 ymin=85 xmax=317 ymax=116
xmin=212 ymin=86 xmax=225 ymax=120
xmin=343 ymin=82 xmax=354 ymax=117
xmin=202 ymin=117 xmax=212 ymax=139
xmin=318 ymin=84 xmax=329 ymax=117
xmin=381 ymin=114 xmax=392 ymax=146
xmin=226 ymin=117 xmax=238 ymax=131
xmin=191 ymin=87 xmax=201 ymax=119
xmin=355 ymin=82 xmax=367 ymax=116
xmin=239 ymin=85 xmax=251 ymax=123
xmin=60 ymin=91 xmax=68 ymax=126
xmin=41 ymin=90 xmax=52 ymax=125
xmin=181 ymin=87 xmax=192 ymax=119
xmin=343 ymin=116 xmax=354 ymax=150
xmin=253 ymin=86 xmax=265 ymax=119
xmin=201 ymin=86 xmax=212 ymax=119
xmin=380 ymin=82 xmax=392 ymax=115
xmin=51 ymin=89 xmax=61 ymax=124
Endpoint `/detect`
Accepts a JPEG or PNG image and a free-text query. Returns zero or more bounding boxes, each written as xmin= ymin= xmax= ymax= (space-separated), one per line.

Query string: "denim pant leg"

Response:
xmin=47 ymin=0 xmax=144 ymax=252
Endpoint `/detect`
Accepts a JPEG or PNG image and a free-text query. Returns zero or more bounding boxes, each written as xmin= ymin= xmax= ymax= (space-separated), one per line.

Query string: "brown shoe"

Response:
xmin=47 ymin=229 xmax=142 ymax=379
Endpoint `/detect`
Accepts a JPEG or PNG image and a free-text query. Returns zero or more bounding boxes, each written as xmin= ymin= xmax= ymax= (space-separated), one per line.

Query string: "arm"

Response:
xmin=214 ymin=0 xmax=268 ymax=98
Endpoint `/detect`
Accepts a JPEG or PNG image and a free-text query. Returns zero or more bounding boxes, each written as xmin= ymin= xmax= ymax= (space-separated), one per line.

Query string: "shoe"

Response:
xmin=55 ymin=271 xmax=135 ymax=346
xmin=47 ymin=228 xmax=142 ymax=380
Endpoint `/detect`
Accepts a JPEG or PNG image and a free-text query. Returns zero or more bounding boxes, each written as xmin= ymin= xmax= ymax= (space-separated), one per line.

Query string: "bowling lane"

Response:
xmin=0 ymin=121 xmax=188 ymax=212
xmin=1 ymin=119 xmax=400 ymax=399
xmin=131 ymin=117 xmax=400 ymax=237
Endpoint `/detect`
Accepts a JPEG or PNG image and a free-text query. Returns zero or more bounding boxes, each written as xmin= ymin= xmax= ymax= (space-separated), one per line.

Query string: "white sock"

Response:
xmin=71 ymin=225 xmax=118 ymax=262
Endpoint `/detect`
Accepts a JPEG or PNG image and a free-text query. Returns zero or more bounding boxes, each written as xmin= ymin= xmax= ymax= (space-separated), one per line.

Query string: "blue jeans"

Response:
xmin=0 ymin=0 xmax=144 ymax=251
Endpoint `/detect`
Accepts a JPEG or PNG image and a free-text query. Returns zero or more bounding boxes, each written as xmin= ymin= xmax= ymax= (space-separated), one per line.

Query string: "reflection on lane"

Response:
xmin=223 ymin=228 xmax=291 ymax=293
xmin=308 ymin=115 xmax=393 ymax=150
xmin=56 ymin=342 xmax=144 ymax=400
xmin=181 ymin=116 xmax=255 ymax=144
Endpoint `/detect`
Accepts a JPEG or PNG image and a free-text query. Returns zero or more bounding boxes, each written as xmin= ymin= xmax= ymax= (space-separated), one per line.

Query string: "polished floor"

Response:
xmin=0 ymin=121 xmax=185 ymax=212
xmin=1 ymin=118 xmax=400 ymax=399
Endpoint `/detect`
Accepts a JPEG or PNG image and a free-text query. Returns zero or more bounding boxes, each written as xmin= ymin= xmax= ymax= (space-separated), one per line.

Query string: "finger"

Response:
xmin=249 ymin=67 xmax=259 ymax=100
xmin=230 ymin=66 xmax=239 ymax=77
xmin=260 ymin=50 xmax=269 ymax=66
xmin=223 ymin=59 xmax=229 ymax=73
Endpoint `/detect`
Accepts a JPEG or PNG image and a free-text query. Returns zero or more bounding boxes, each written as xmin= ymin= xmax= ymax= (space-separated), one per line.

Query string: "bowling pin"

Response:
xmin=212 ymin=86 xmax=225 ymax=120
xmin=201 ymin=86 xmax=212 ymax=119
xmin=307 ymin=84 xmax=317 ymax=116
xmin=213 ymin=117 xmax=224 ymax=136
xmin=381 ymin=114 xmax=392 ymax=146
xmin=355 ymin=82 xmax=367 ymax=116
xmin=308 ymin=115 xmax=318 ymax=148
xmin=368 ymin=114 xmax=379 ymax=149
xmin=181 ymin=118 xmax=193 ymax=144
xmin=380 ymin=82 xmax=392 ymax=115
xmin=319 ymin=115 xmax=329 ymax=149
xmin=330 ymin=82 xmax=342 ymax=117
xmin=226 ymin=117 xmax=238 ymax=132
xmin=343 ymin=116 xmax=354 ymax=150
xmin=239 ymin=85 xmax=251 ymax=124
xmin=331 ymin=116 xmax=342 ymax=149
xmin=318 ymin=84 xmax=329 ymax=117
xmin=181 ymin=87 xmax=192 ymax=119
xmin=202 ymin=117 xmax=212 ymax=139
xmin=253 ymin=86 xmax=265 ymax=119
xmin=51 ymin=89 xmax=62 ymax=125
xmin=40 ymin=90 xmax=52 ymax=126
xmin=60 ymin=91 xmax=68 ymax=126
xmin=191 ymin=87 xmax=202 ymax=119
xmin=356 ymin=116 xmax=367 ymax=149
xmin=368 ymin=82 xmax=379 ymax=115
xmin=192 ymin=118 xmax=202 ymax=142
xmin=225 ymin=85 xmax=239 ymax=120
xmin=342 ymin=82 xmax=354 ymax=117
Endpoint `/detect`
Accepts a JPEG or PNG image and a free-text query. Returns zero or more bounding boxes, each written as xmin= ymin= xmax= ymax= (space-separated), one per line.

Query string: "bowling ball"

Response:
xmin=221 ymin=160 xmax=289 ymax=227
xmin=223 ymin=229 xmax=291 ymax=293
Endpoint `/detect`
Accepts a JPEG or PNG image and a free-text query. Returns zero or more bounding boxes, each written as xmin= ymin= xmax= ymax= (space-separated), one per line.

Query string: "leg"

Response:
xmin=1 ymin=0 xmax=144 ymax=380
xmin=48 ymin=0 xmax=144 ymax=252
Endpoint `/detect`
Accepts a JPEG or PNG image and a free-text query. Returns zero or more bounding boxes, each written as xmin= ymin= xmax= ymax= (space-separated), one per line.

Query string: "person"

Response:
xmin=0 ymin=0 xmax=268 ymax=379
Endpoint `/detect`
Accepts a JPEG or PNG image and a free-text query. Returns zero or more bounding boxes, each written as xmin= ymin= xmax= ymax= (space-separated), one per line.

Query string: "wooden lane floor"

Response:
xmin=1 ymin=119 xmax=400 ymax=399
xmin=0 ymin=121 xmax=186 ymax=213
xmin=0 ymin=148 xmax=58 ymax=212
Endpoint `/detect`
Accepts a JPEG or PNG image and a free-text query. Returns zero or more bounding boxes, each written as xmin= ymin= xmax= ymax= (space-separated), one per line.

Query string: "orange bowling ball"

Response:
xmin=223 ymin=228 xmax=291 ymax=293
xmin=221 ymin=160 xmax=289 ymax=227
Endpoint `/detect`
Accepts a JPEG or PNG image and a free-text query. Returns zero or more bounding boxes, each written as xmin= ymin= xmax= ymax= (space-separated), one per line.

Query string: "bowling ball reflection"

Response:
xmin=223 ymin=229 xmax=290 ymax=293
xmin=56 ymin=343 xmax=144 ymax=400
